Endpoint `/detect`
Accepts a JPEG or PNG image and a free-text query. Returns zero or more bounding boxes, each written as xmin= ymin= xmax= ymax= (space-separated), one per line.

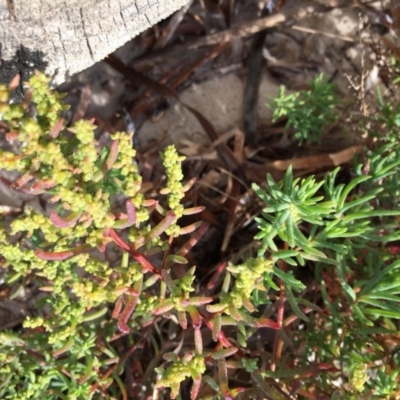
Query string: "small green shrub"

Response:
xmin=0 ymin=72 xmax=400 ymax=399
xmin=270 ymin=73 xmax=339 ymax=145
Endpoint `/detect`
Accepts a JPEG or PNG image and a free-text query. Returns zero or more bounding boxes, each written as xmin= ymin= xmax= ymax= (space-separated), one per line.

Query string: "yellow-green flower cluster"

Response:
xmin=348 ymin=363 xmax=368 ymax=393
xmin=69 ymin=120 xmax=99 ymax=182
xmin=111 ymin=132 xmax=136 ymax=173
xmin=107 ymin=279 xmax=137 ymax=300
xmin=155 ymin=354 xmax=205 ymax=398
xmin=0 ymin=82 xmax=23 ymax=123
xmin=135 ymin=295 xmax=158 ymax=318
xmin=0 ymin=150 xmax=28 ymax=171
xmin=23 ymin=316 xmax=45 ymax=329
xmin=0 ymin=84 xmax=9 ymax=103
xmin=72 ymin=280 xmax=109 ymax=309
xmin=161 ymin=145 xmax=186 ymax=237
xmin=29 ymin=72 xmax=66 ymax=128
xmin=0 ymin=102 xmax=24 ymax=124
xmin=174 ymin=271 xmax=196 ymax=298
xmin=111 ymin=132 xmax=148 ymax=223
xmin=227 ymin=257 xmax=272 ymax=309
xmin=83 ymin=258 xmax=111 ymax=276
xmin=14 ymin=373 xmax=53 ymax=400
xmin=55 ymin=187 xmax=113 ymax=230
xmin=48 ymin=304 xmax=86 ymax=344
xmin=69 ymin=263 xmax=145 ymax=310
xmin=0 ymin=239 xmax=46 ymax=277
xmin=19 ymin=119 xmax=43 ymax=150
xmin=11 ymin=210 xmax=59 ymax=243
xmin=126 ymin=262 xmax=145 ymax=283
xmin=37 ymin=141 xmax=70 ymax=177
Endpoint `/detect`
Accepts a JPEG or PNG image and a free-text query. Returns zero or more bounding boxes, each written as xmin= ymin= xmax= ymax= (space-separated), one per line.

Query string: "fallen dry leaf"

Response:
xmin=266 ymin=144 xmax=364 ymax=171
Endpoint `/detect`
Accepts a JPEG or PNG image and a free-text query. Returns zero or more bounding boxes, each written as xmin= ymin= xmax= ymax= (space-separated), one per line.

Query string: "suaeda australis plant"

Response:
xmin=0 ymin=73 xmax=280 ymax=399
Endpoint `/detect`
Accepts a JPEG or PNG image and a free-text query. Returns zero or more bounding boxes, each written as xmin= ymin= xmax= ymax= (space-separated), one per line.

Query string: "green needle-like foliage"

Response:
xmin=270 ymin=73 xmax=339 ymax=145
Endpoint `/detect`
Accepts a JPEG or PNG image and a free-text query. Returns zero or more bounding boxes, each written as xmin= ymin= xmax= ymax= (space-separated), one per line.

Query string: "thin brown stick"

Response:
xmin=6 ymin=0 xmax=16 ymax=21
xmin=291 ymin=24 xmax=355 ymax=42
xmin=153 ymin=0 xmax=194 ymax=50
xmin=132 ymin=3 xmax=353 ymax=67
xmin=243 ymin=3 xmax=270 ymax=147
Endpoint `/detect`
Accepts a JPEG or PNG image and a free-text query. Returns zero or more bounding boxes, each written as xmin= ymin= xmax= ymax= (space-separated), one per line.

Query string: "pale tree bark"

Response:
xmin=0 ymin=0 xmax=190 ymax=86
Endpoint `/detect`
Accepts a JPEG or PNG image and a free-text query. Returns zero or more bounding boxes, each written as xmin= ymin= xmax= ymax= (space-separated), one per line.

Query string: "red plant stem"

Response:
xmin=271 ymin=304 xmax=285 ymax=372
xmin=15 ymin=174 xmax=34 ymax=187
xmin=117 ymin=295 xmax=139 ymax=334
xmin=161 ymin=234 xmax=173 ymax=270
xmin=131 ymin=250 xmax=160 ymax=275
xmin=199 ymin=310 xmax=234 ymax=349
xmin=89 ymin=338 xmax=145 ymax=395
xmin=49 ymin=118 xmax=64 ymax=138
xmin=0 ymin=174 xmax=56 ymax=195
xmin=50 ymin=210 xmax=81 ymax=228
xmin=108 ymin=228 xmax=130 ymax=251
xmin=0 ymin=176 xmax=31 ymax=194
xmin=182 ymin=206 xmax=205 ymax=215
xmin=218 ymin=359 xmax=231 ymax=398
xmin=112 ymin=297 xmax=123 ymax=319
xmin=146 ymin=210 xmax=176 ymax=241
xmin=32 ymin=179 xmax=56 ymax=190
xmin=113 ymin=199 xmax=136 ymax=229
xmin=271 ymin=245 xmax=288 ymax=372
xmin=35 ymin=245 xmax=91 ymax=261
xmin=177 ymin=222 xmax=209 ymax=257
xmin=25 ymin=349 xmax=46 ymax=363
xmin=206 ymin=261 xmax=227 ymax=291
xmin=105 ymin=140 xmax=119 ymax=171
xmin=284 ymin=308 xmax=312 ymax=328
xmin=126 ymin=200 xmax=136 ymax=225
xmin=8 ymin=73 xmax=20 ymax=90
xmin=178 ymin=221 xmax=203 ymax=235
xmin=108 ymin=228 xmax=161 ymax=276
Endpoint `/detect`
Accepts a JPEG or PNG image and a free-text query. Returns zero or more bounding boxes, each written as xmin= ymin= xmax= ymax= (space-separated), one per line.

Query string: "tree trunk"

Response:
xmin=0 ymin=0 xmax=190 ymax=86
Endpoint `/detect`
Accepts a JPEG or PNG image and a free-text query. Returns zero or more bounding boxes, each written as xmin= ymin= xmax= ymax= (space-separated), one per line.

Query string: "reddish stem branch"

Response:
xmin=146 ymin=210 xmax=176 ymax=242
xmin=36 ymin=245 xmax=91 ymax=261
xmin=113 ymin=199 xmax=136 ymax=229
xmin=108 ymin=228 xmax=160 ymax=276
xmin=105 ymin=140 xmax=119 ymax=171
xmin=177 ymin=222 xmax=209 ymax=257
xmin=117 ymin=295 xmax=139 ymax=334
xmin=271 ymin=244 xmax=288 ymax=372
xmin=50 ymin=210 xmax=81 ymax=228
xmin=199 ymin=310 xmax=234 ymax=349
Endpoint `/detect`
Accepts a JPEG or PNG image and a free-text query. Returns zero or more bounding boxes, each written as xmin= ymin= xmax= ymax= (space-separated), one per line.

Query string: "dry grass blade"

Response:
xmin=243 ymin=4 xmax=271 ymax=147
xmin=72 ymin=85 xmax=91 ymax=124
xmin=8 ymin=74 xmax=20 ymax=91
xmin=380 ymin=35 xmax=400 ymax=60
xmin=267 ymin=144 xmax=365 ymax=171
xmin=153 ymin=1 xmax=194 ymax=50
xmin=291 ymin=24 xmax=355 ymax=42
xmin=221 ymin=129 xmax=245 ymax=252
